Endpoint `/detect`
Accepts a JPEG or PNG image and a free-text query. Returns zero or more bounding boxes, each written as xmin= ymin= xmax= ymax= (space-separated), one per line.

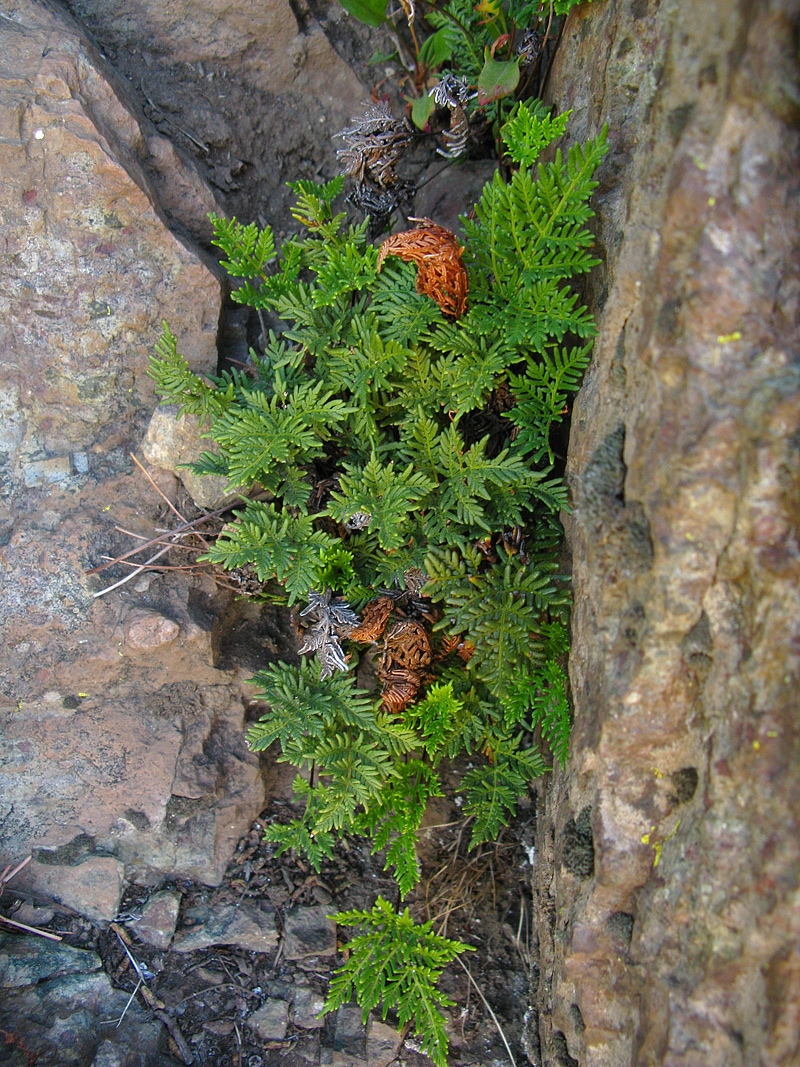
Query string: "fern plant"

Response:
xmin=323 ymin=898 xmax=473 ymax=1067
xmin=149 ymin=100 xmax=606 ymax=1060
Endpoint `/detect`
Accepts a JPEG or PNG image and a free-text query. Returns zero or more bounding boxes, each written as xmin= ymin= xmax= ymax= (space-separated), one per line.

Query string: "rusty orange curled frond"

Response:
xmin=377 ymin=218 xmax=468 ymax=318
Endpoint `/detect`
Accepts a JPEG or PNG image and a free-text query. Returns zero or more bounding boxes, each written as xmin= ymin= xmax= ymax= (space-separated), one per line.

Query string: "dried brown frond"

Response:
xmin=457 ymin=639 xmax=477 ymax=663
xmin=378 ymin=666 xmax=422 ymax=713
xmin=437 ymin=633 xmax=461 ymax=658
xmin=384 ymin=618 xmax=432 ymax=670
xmin=349 ymin=595 xmax=395 ymax=643
xmin=377 ymin=218 xmax=468 ymax=318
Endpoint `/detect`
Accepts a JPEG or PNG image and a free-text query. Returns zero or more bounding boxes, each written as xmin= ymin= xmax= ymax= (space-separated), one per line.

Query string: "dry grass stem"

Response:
xmin=0 ymin=856 xmax=63 ymax=942
xmin=455 ymin=955 xmax=518 ymax=1067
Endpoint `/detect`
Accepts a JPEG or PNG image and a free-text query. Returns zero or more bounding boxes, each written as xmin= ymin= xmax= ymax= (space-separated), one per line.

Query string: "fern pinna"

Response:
xmin=149 ymin=101 xmax=606 ymax=1056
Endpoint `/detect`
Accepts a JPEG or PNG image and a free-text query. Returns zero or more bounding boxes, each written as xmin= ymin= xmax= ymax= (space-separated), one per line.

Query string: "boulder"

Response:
xmin=0 ymin=933 xmax=174 ymax=1066
xmin=0 ymin=0 xmax=265 ymax=912
xmin=531 ymin=2 xmax=800 ymax=1065
xmin=54 ymin=0 xmax=372 ymax=231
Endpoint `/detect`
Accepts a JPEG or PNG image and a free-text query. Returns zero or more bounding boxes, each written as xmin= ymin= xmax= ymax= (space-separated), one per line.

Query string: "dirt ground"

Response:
xmin=25 ymin=769 xmax=538 ymax=1066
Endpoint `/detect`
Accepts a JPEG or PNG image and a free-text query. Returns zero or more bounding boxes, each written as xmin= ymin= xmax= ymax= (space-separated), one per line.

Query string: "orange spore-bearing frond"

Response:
xmin=377 ymin=218 xmax=468 ymax=318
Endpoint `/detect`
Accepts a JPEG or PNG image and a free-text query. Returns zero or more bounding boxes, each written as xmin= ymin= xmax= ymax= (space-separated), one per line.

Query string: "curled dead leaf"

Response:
xmin=377 ymin=218 xmax=468 ymax=318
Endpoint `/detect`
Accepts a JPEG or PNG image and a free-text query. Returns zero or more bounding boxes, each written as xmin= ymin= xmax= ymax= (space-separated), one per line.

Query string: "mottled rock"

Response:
xmin=0 ymin=935 xmax=173 ymax=1067
xmin=13 ymin=856 xmax=125 ymax=925
xmin=124 ymin=609 xmax=180 ymax=652
xmin=0 ymin=0 xmax=267 ymax=908
xmin=0 ymin=932 xmax=100 ymax=989
xmin=366 ymin=1019 xmax=403 ymax=1067
xmin=172 ymin=901 xmax=278 ymax=953
xmin=332 ymin=1001 xmax=367 ymax=1058
xmin=0 ymin=2 xmax=219 ymax=472
xmin=282 ymin=905 xmax=338 ymax=960
xmin=292 ymin=985 xmax=327 ymax=1029
xmin=530 ymin=2 xmax=800 ymax=1066
xmin=129 ymin=889 xmax=181 ymax=949
xmin=141 ymin=406 xmax=240 ymax=510
xmin=246 ymin=997 xmax=290 ymax=1042
xmin=58 ymin=0 xmax=371 ymax=232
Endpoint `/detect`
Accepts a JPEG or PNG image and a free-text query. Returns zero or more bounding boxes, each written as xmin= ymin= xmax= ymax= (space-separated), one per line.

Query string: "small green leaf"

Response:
xmin=338 ymin=0 xmax=387 ymax=27
xmin=417 ymin=28 xmax=453 ymax=72
xmin=477 ymin=53 xmax=520 ymax=105
xmin=411 ymin=89 xmax=436 ymax=130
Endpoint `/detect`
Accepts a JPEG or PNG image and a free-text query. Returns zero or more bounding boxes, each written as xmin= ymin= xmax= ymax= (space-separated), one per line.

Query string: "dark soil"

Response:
xmin=30 ymin=783 xmax=537 ymax=1067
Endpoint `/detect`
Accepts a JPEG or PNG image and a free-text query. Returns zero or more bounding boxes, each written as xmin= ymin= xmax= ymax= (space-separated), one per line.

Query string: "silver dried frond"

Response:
xmin=345 ymin=510 xmax=372 ymax=532
xmin=328 ymin=600 xmax=360 ymax=633
xmin=316 ymin=633 xmax=349 ymax=680
xmin=517 ymin=28 xmax=542 ymax=66
xmin=300 ymin=589 xmax=333 ymax=619
xmin=403 ymin=568 xmax=429 ymax=596
xmin=335 ymin=103 xmax=413 ymax=190
xmin=437 ymin=108 xmax=470 ymax=159
xmin=298 ymin=588 xmax=358 ymax=678
xmin=432 ymin=75 xmax=473 ymax=160
xmin=433 ymin=74 xmax=471 ymax=110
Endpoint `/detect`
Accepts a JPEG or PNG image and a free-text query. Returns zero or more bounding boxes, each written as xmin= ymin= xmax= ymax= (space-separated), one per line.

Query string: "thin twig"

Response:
xmin=88 ymin=486 xmax=233 ymax=578
xmin=455 ymin=955 xmax=517 ymax=1067
xmin=140 ymin=79 xmax=209 ymax=153
xmin=0 ymin=856 xmax=32 ymax=884
xmin=154 ymin=1009 xmax=194 ymax=1064
xmin=116 ymin=977 xmax=143 ymax=1028
xmin=128 ymin=453 xmax=188 ymax=525
xmin=0 ymin=915 xmax=62 ymax=940
xmin=92 ymin=546 xmax=173 ymax=597
xmin=97 ymin=556 xmax=209 ymax=572
xmin=0 ymin=856 xmax=62 ymax=941
xmin=112 ymin=924 xmax=148 ymax=983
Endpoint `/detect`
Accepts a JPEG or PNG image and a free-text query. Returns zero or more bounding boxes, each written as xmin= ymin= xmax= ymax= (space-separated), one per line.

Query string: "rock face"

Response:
xmin=0 ymin=932 xmax=175 ymax=1066
xmin=0 ymin=0 xmax=267 ymax=913
xmin=60 ymin=0 xmax=372 ymax=233
xmin=532 ymin=2 xmax=800 ymax=1065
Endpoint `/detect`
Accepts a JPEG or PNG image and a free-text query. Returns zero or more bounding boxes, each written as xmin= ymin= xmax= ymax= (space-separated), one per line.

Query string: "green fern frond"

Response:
xmin=355 ymin=760 xmax=443 ymax=896
xmin=247 ymin=660 xmax=380 ymax=752
xmin=312 ymin=242 xmax=379 ymax=307
xmin=262 ymin=779 xmax=335 ymax=871
xmin=288 ymin=176 xmax=347 ymax=237
xmin=370 ymin=259 xmax=446 ymax=344
xmin=501 ymin=101 xmax=572 ymax=167
xmin=327 ymin=453 xmax=435 ymax=551
xmin=425 ymin=545 xmax=567 ymax=699
xmin=405 ymin=682 xmax=463 ymax=759
xmin=532 ymin=660 xmax=571 ymax=765
xmin=208 ymin=380 xmax=350 ymax=487
xmin=462 ymin=734 xmax=547 ymax=847
xmin=303 ymin=731 xmax=397 ymax=832
xmin=148 ymin=322 xmax=233 ymax=420
xmin=506 ymin=342 xmax=594 ymax=463
xmin=205 ymin=501 xmax=339 ymax=603
xmin=324 ymin=898 xmax=472 ymax=1067
xmin=209 ymin=213 xmax=276 ymax=278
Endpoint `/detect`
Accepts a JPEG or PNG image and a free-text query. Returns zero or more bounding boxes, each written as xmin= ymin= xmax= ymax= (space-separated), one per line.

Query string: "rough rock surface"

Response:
xmin=60 ymin=0 xmax=372 ymax=235
xmin=531 ymin=2 xmax=800 ymax=1065
xmin=171 ymin=899 xmax=278 ymax=953
xmin=141 ymin=404 xmax=243 ymax=509
xmin=0 ymin=0 xmax=269 ymax=914
xmin=0 ymin=932 xmax=175 ymax=1066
